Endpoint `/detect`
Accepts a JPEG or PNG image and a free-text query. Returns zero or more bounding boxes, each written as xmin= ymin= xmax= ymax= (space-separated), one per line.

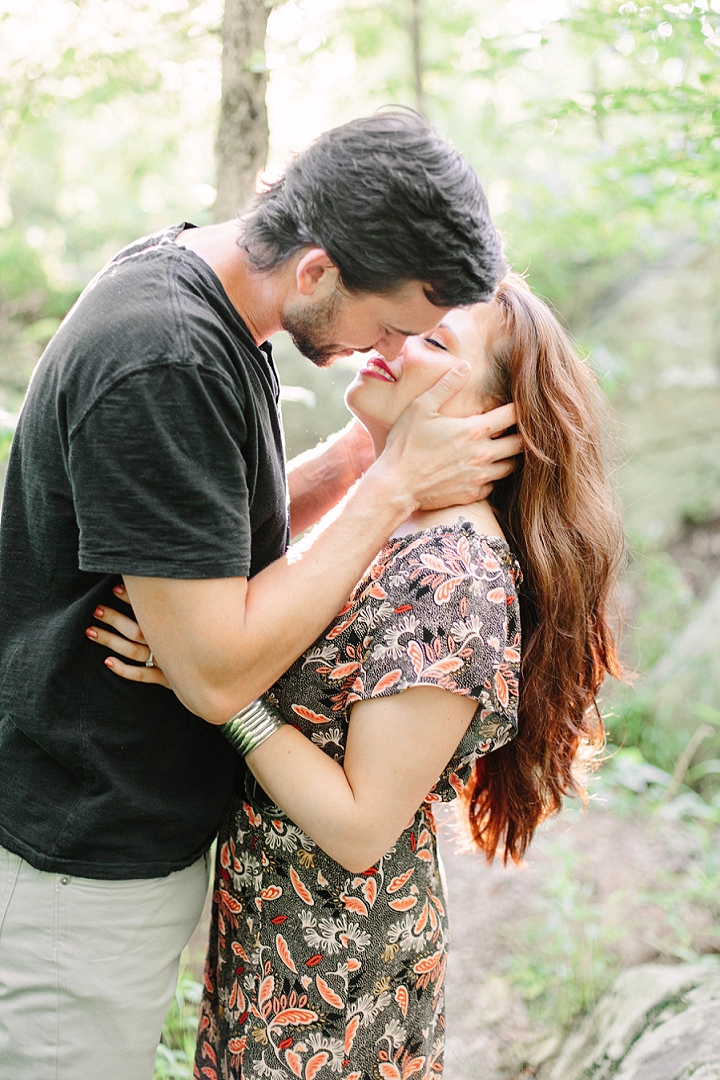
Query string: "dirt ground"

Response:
xmin=438 ymin=799 xmax=719 ymax=1080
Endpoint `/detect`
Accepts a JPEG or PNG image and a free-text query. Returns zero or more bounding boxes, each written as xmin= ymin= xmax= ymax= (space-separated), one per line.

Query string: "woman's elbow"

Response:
xmin=333 ymin=849 xmax=384 ymax=875
xmin=323 ymin=829 xmax=396 ymax=874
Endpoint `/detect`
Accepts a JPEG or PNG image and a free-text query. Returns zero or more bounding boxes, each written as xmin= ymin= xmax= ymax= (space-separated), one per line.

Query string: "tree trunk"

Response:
xmin=409 ymin=0 xmax=427 ymax=117
xmin=214 ymin=0 xmax=271 ymax=222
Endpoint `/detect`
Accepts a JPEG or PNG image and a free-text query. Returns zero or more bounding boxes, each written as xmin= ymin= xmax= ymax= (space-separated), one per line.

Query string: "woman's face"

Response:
xmin=345 ymin=302 xmax=497 ymax=441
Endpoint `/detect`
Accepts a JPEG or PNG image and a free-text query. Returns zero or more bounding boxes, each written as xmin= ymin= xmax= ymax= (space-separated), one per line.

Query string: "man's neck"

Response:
xmin=175 ymin=221 xmax=290 ymax=345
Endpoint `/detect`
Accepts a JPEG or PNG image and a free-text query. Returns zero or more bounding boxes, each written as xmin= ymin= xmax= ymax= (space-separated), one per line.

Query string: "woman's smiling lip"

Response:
xmin=358 ymin=356 xmax=397 ymax=382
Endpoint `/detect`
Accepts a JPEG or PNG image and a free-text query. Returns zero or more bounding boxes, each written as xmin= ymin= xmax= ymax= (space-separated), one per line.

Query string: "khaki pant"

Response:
xmin=0 ymin=842 xmax=209 ymax=1080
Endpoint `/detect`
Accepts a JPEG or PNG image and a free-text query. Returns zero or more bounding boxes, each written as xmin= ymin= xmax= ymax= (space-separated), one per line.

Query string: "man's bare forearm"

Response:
xmin=123 ymin=372 xmax=521 ymax=723
xmin=124 ymin=466 xmax=414 ymax=723
xmin=287 ymin=421 xmax=373 ymax=538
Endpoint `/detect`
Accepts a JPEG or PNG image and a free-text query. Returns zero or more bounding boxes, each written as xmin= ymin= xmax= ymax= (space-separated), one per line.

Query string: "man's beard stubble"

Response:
xmin=281 ymin=290 xmax=343 ymax=368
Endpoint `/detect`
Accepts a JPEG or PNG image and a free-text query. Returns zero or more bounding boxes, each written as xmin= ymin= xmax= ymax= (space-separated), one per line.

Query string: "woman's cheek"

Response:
xmin=408 ymin=360 xmax=456 ymax=400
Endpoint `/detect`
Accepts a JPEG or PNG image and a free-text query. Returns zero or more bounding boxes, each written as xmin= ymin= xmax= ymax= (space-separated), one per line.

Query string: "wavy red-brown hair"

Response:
xmin=460 ymin=273 xmax=624 ymax=863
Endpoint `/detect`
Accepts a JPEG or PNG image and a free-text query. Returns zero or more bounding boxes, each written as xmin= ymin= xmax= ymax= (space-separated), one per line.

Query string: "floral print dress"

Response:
xmin=194 ymin=522 xmax=522 ymax=1080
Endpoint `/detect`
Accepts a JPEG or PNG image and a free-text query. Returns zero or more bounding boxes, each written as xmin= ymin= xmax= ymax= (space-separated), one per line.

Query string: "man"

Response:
xmin=0 ymin=111 xmax=519 ymax=1078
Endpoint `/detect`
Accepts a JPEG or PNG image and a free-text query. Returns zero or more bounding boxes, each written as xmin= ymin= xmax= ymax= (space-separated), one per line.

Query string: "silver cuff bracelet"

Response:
xmin=221 ymin=697 xmax=286 ymax=757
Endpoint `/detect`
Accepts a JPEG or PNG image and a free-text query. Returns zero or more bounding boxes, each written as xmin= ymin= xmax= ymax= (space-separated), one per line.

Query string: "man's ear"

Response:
xmin=295 ymin=248 xmax=341 ymax=298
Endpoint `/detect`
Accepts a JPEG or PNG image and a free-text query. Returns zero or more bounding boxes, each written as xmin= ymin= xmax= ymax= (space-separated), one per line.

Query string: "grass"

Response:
xmin=154 ymin=968 xmax=203 ymax=1080
xmin=502 ymin=840 xmax=622 ymax=1030
xmin=501 ymin=749 xmax=720 ymax=1036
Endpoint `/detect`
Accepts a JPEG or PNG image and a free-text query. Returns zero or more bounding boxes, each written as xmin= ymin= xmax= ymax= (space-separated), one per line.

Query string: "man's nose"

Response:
xmin=375 ymin=334 xmax=408 ymax=362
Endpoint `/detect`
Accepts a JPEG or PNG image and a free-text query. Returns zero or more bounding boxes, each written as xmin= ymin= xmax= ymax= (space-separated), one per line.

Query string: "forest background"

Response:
xmin=1 ymin=0 xmax=720 ymax=1077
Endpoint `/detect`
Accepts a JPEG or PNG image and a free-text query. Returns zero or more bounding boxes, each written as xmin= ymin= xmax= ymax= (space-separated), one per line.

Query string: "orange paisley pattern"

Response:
xmin=195 ymin=524 xmax=521 ymax=1080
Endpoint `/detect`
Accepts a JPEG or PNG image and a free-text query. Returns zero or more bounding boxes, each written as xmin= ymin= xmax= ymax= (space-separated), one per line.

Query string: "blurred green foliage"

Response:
xmin=503 ymin=841 xmax=622 ymax=1028
xmin=294 ymin=0 xmax=720 ymax=317
xmin=0 ymin=0 xmax=222 ymax=410
xmin=154 ymin=968 xmax=202 ymax=1080
xmin=623 ymin=539 xmax=697 ymax=672
xmin=3 ymin=0 xmax=718 ymax=397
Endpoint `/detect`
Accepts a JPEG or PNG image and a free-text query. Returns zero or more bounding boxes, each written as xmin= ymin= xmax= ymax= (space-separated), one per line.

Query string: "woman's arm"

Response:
xmin=245 ymin=687 xmax=476 ymax=872
xmin=85 ymin=598 xmax=475 ymax=871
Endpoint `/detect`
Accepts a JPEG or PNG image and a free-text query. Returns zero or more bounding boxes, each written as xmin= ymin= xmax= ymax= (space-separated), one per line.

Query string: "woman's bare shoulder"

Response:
xmin=392 ymin=501 xmax=505 ymax=541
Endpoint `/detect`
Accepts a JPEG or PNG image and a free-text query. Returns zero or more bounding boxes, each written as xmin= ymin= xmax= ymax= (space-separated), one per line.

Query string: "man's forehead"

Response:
xmin=377 ymin=282 xmax=450 ymax=331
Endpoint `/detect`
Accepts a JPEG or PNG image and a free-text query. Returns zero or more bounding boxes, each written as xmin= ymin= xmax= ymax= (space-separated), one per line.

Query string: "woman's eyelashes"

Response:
xmin=424 ymin=336 xmax=447 ymax=350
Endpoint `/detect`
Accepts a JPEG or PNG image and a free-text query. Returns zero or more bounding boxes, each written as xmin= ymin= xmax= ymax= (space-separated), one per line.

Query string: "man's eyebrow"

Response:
xmin=386 ymin=324 xmax=420 ymax=338
xmin=385 ymin=321 xmax=460 ymax=341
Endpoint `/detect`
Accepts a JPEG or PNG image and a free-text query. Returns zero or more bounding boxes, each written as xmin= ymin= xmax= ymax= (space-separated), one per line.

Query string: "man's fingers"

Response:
xmin=481 ymin=401 xmax=517 ymax=435
xmin=474 ymin=458 xmax=518 ymax=502
xmin=483 ymin=432 xmax=523 ymax=461
xmin=414 ymin=361 xmax=472 ymax=412
xmin=378 ymin=374 xmax=523 ymax=512
xmin=484 ymin=456 xmax=518 ymax=481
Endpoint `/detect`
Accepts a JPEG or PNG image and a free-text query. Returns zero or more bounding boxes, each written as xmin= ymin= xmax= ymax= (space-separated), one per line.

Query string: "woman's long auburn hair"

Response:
xmin=460 ymin=273 xmax=624 ymax=863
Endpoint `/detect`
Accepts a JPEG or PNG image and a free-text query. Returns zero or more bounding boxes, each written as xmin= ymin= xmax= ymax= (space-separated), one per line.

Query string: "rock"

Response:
xmin=543 ymin=958 xmax=720 ymax=1080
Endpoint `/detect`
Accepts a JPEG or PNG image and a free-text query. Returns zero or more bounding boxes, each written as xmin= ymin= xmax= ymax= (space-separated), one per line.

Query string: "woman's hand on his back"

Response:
xmin=86 ymin=585 xmax=171 ymax=688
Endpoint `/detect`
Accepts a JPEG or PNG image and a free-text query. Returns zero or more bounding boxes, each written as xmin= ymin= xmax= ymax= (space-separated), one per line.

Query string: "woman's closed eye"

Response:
xmin=424 ymin=336 xmax=448 ymax=350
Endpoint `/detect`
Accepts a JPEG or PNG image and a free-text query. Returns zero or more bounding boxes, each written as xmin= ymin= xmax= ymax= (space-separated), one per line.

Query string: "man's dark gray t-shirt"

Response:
xmin=0 ymin=224 xmax=288 ymax=879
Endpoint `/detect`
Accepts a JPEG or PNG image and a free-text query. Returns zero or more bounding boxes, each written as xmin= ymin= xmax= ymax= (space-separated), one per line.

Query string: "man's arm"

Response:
xmin=286 ymin=420 xmax=374 ymax=538
xmin=123 ymin=369 xmax=520 ymax=723
xmin=124 ymin=466 xmax=407 ymax=723
xmin=286 ymin=400 xmax=518 ymax=538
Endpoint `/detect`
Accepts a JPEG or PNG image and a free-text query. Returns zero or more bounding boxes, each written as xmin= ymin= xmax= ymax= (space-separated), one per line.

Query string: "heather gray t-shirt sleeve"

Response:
xmin=69 ymin=363 xmax=253 ymax=578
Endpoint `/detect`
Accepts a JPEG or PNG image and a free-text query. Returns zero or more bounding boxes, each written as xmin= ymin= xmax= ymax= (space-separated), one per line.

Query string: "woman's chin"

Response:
xmin=345 ymin=389 xmax=395 ymax=432
xmin=344 ymin=405 xmax=391 ymax=450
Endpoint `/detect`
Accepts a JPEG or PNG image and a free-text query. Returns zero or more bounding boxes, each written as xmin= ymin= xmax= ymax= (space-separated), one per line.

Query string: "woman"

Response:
xmin=90 ymin=273 xmax=623 ymax=1080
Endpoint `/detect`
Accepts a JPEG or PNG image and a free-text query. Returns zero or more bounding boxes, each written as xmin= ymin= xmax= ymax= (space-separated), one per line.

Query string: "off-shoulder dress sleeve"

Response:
xmin=351 ymin=524 xmax=522 ymax=800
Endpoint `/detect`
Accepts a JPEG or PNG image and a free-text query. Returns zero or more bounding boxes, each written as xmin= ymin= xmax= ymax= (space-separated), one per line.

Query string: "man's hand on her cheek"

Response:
xmin=375 ymin=366 xmax=523 ymax=510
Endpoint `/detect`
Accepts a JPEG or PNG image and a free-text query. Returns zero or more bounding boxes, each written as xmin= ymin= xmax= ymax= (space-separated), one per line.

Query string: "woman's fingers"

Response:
xmin=92 ymin=604 xmax=146 ymax=644
xmin=104 ymin=655 xmax=171 ymax=689
xmin=86 ymin=623 xmax=171 ymax=688
xmin=86 ymin=589 xmax=169 ymax=689
xmin=86 ymin=624 xmax=150 ymax=663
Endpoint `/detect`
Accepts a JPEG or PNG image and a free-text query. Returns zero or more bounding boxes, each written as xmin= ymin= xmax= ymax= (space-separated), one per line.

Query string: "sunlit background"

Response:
xmin=1 ymin=1 xmax=720 ymax=1076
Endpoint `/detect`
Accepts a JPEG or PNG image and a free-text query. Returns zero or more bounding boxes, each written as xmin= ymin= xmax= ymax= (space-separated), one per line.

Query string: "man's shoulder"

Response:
xmin=42 ymin=227 xmax=256 ymax=398
xmin=19 ymin=225 xmax=277 ymax=449
xmin=109 ymin=222 xmax=190 ymax=265
xmin=75 ymin=223 xmax=211 ymax=343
